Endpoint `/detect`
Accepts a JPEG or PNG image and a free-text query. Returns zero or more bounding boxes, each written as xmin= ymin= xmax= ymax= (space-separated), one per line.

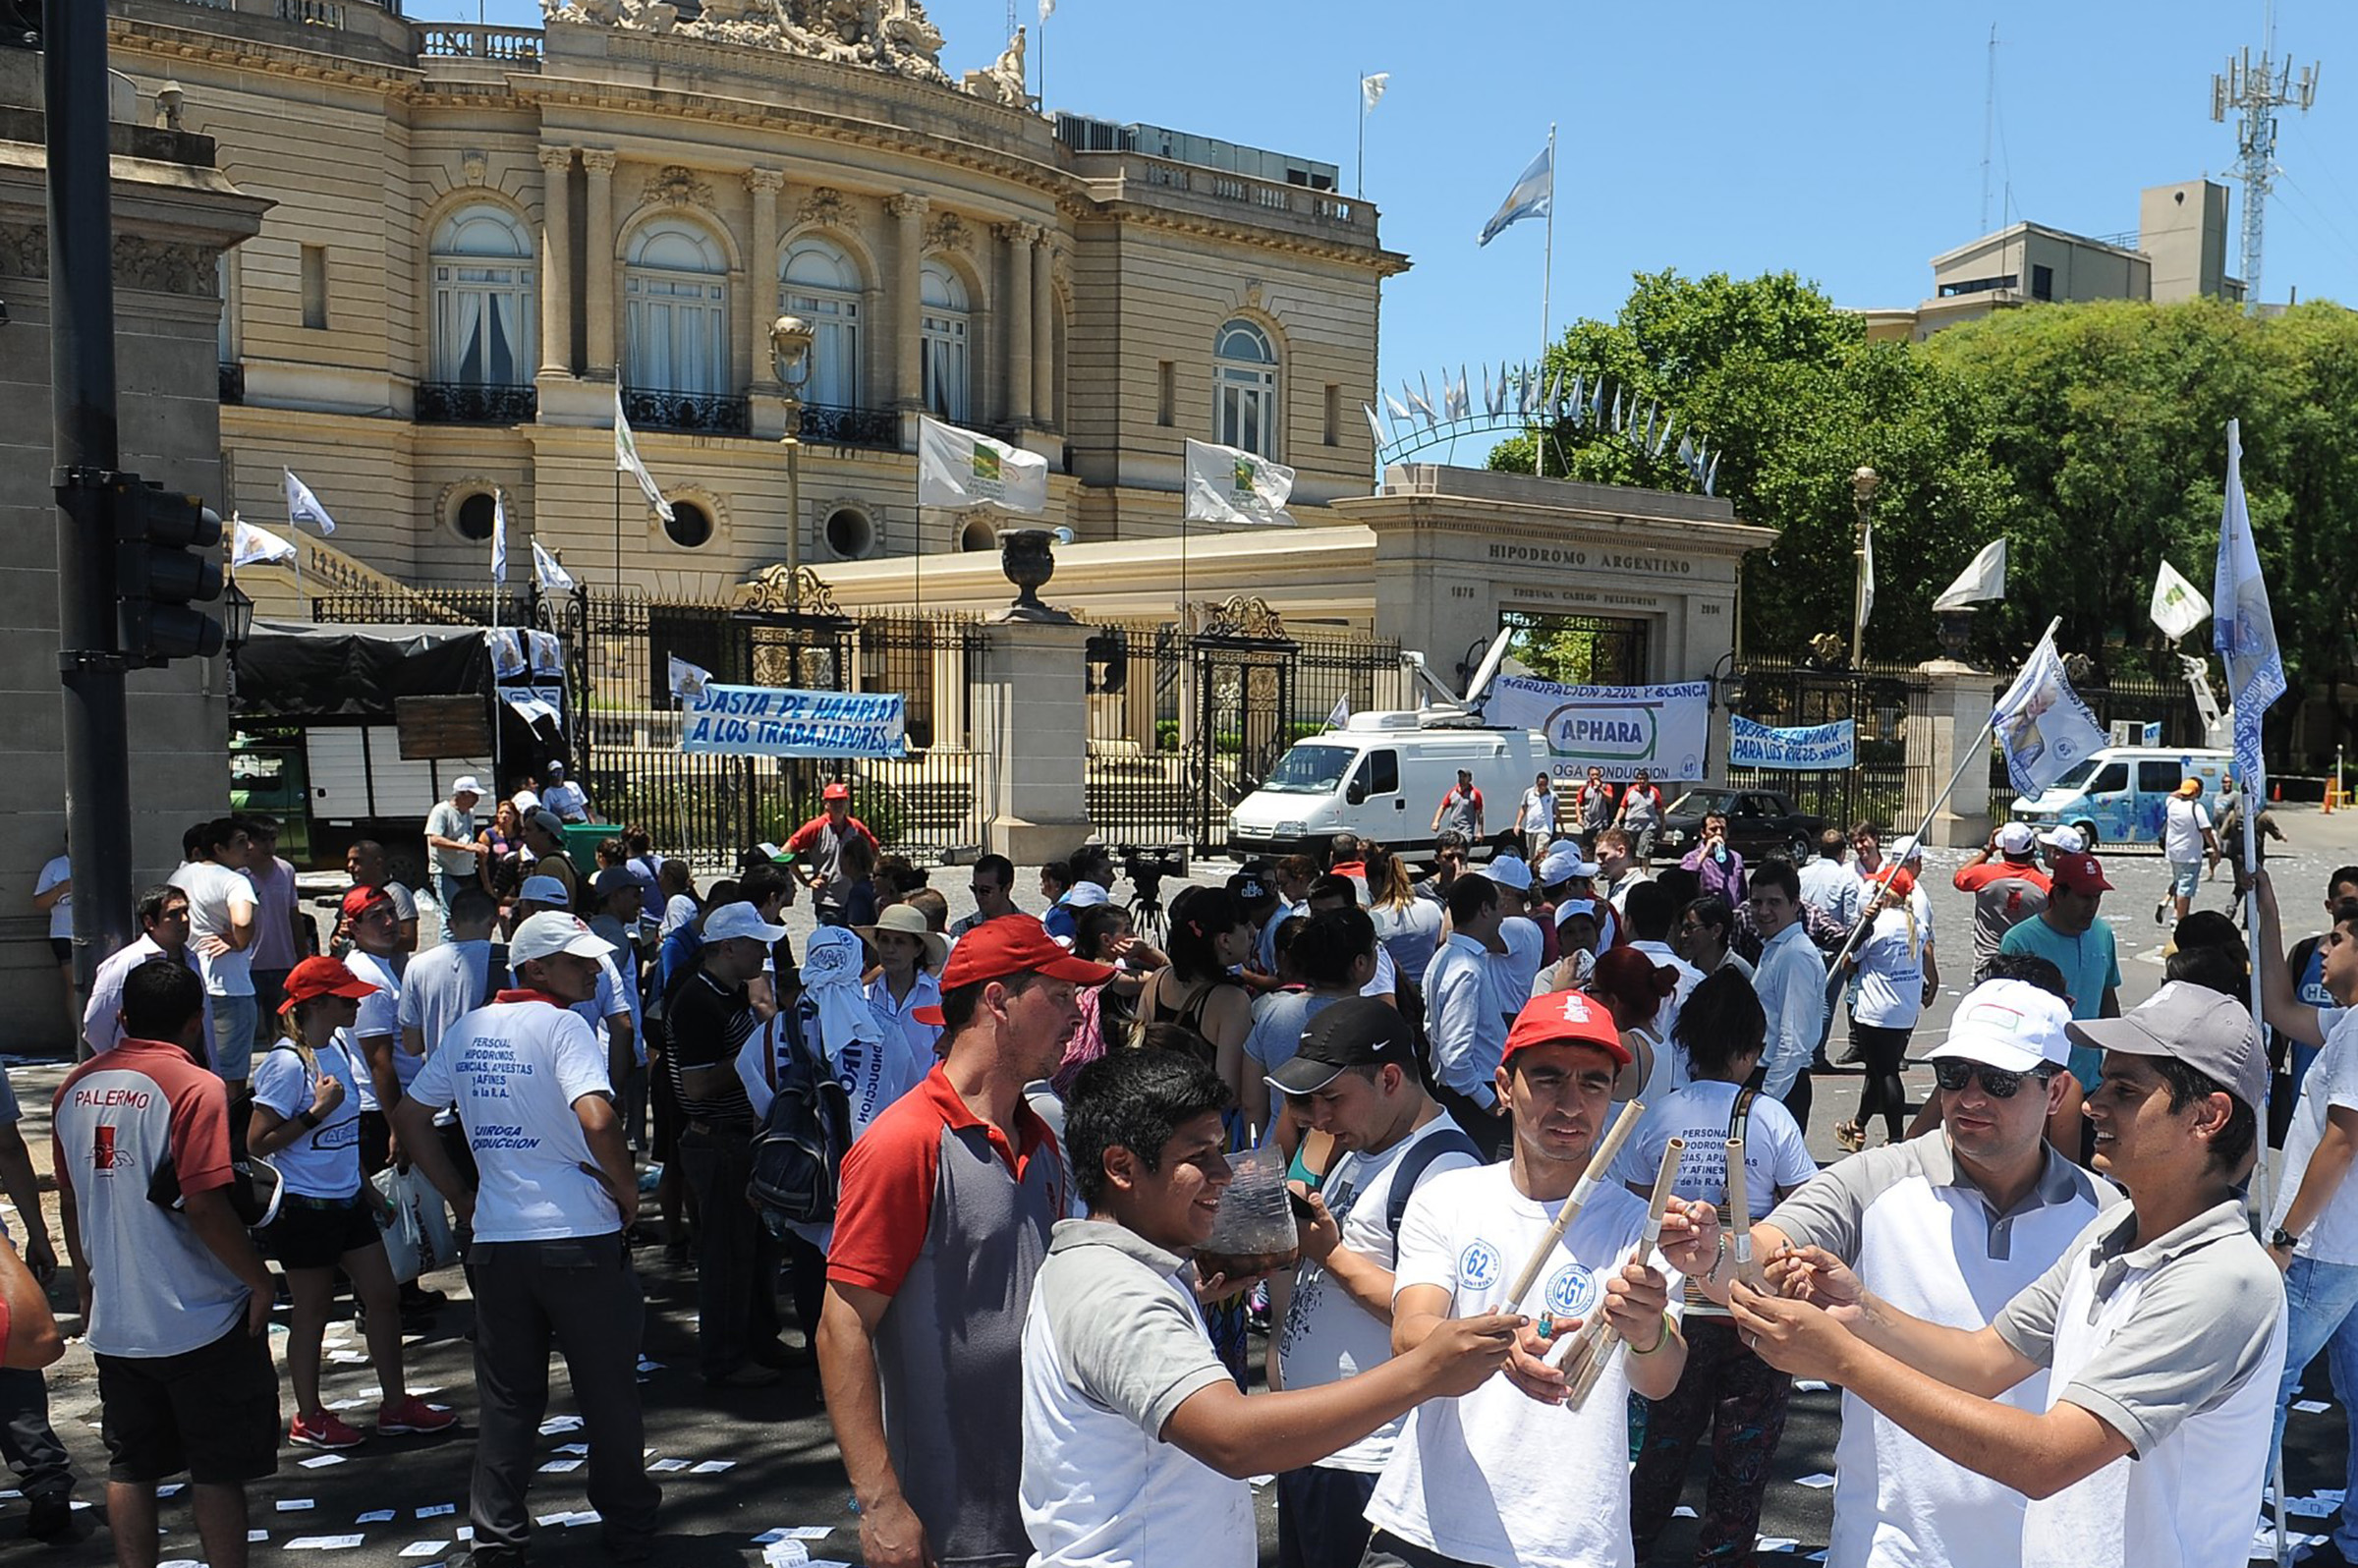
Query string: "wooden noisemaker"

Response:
xmin=1724 ymin=1136 xmax=1763 ymax=1289
xmin=1499 ymin=1097 xmax=1646 ymax=1315
xmin=1556 ymin=1137 xmax=1685 ymax=1404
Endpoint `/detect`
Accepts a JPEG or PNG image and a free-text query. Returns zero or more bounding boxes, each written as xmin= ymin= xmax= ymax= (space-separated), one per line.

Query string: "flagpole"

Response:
xmin=491 ymin=492 xmax=504 ymax=791
xmin=1357 ymin=73 xmax=1366 ymax=198
xmin=1539 ymin=123 xmax=1555 ymax=367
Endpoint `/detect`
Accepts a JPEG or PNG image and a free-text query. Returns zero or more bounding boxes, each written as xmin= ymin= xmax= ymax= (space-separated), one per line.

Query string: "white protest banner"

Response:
xmin=680 ymin=684 xmax=907 ymax=759
xmin=1728 ymin=715 xmax=1856 ymax=770
xmin=1485 ymin=675 xmax=1709 ymax=781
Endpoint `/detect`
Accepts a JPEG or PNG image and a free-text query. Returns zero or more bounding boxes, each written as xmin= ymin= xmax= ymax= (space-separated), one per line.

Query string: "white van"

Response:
xmin=1226 ymin=711 xmax=1548 ymax=861
xmin=2009 ymin=746 xmax=2233 ymax=851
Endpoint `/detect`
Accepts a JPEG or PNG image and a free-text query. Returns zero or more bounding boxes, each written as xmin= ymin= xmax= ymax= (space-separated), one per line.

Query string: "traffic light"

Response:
xmin=113 ymin=476 xmax=225 ymax=664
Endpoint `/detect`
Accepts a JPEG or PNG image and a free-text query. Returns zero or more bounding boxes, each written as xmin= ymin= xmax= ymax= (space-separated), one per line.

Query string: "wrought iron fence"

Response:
xmin=621 ymin=387 xmax=750 ymax=437
xmin=1085 ymin=623 xmax=1192 ymax=850
xmin=416 ymin=381 xmax=537 ymax=424
xmin=1722 ymin=654 xmax=1933 ymax=835
xmin=799 ymin=403 xmax=899 ymax=448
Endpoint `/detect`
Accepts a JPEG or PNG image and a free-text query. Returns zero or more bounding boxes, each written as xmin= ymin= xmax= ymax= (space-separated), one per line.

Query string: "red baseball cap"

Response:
xmin=1502 ymin=989 xmax=1633 ymax=1068
xmin=341 ymin=885 xmax=393 ymax=921
xmin=822 ymin=782 xmax=851 ymax=801
xmin=280 ymin=955 xmax=379 ymax=1013
xmin=912 ymin=915 xmax=1116 ymax=1024
xmin=1867 ymin=868 xmax=1917 ymax=900
xmin=2050 ymin=852 xmax=2113 ymax=895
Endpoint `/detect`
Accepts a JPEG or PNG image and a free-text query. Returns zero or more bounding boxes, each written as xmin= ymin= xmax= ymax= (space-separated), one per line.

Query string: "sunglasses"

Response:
xmin=1933 ymin=1060 xmax=2053 ymax=1098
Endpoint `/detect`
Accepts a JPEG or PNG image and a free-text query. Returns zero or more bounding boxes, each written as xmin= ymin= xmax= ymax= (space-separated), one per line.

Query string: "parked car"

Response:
xmin=1654 ymin=788 xmax=1825 ymax=864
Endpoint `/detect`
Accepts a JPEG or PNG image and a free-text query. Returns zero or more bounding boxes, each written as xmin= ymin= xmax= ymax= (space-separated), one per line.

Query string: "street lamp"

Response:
xmin=222 ymin=577 xmax=254 ymax=650
xmin=1850 ymin=465 xmax=1880 ymax=667
xmin=769 ymin=313 xmax=814 ymax=604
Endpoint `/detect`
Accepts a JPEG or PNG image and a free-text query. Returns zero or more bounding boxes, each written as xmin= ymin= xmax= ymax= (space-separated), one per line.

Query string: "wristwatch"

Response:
xmin=2271 ymin=1228 xmax=2298 ymax=1251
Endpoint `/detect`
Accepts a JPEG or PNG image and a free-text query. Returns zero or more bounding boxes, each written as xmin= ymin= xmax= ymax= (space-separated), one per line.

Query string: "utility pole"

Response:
xmin=43 ymin=0 xmax=139 ymax=1027
xmin=2212 ymin=3 xmax=2321 ymax=314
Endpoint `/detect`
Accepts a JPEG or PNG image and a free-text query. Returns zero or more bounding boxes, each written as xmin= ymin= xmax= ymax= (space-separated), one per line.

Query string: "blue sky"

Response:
xmin=435 ymin=0 xmax=2358 ymax=413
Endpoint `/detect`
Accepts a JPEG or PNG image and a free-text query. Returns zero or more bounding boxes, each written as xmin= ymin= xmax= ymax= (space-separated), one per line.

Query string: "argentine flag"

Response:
xmin=1479 ymin=141 xmax=1552 ymax=246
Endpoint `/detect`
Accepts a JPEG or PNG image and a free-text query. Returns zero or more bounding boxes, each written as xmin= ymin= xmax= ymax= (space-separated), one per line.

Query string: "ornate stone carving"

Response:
xmin=798 ymin=187 xmax=851 ymax=228
xmin=645 ymin=165 xmax=715 ymax=208
xmin=994 ymin=219 xmax=1040 ymax=248
xmin=971 ymin=27 xmax=1027 ymax=107
xmin=537 ymin=144 xmax=574 ymax=174
xmin=885 ymin=192 xmax=930 ymax=221
xmin=734 ymin=563 xmax=843 ymax=616
xmin=580 ymin=148 xmax=618 ymax=175
xmin=0 ymin=222 xmax=45 ymax=279
xmin=542 ymin=0 xmax=952 ymax=87
xmin=462 ymin=149 xmax=489 ymax=186
xmin=744 ymin=167 xmax=785 ymax=196
xmin=1245 ymin=281 xmax=1263 ymax=310
xmin=925 ymin=210 xmax=969 ymax=253
xmin=113 ymin=236 xmax=214 ymax=296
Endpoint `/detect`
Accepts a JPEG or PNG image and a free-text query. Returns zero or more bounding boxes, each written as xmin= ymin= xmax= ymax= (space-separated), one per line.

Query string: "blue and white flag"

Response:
xmin=2213 ymin=419 xmax=2283 ymax=793
xmin=284 ymin=469 xmax=337 ymax=534
xmin=1992 ymin=635 xmax=2105 ymax=797
xmin=668 ymin=653 xmax=712 ymax=700
xmin=230 ymin=516 xmax=298 ymax=569
xmin=533 ymin=538 xmax=576 ymax=594
xmin=490 ymin=489 xmax=508 ymax=585
xmin=1478 ymin=140 xmax=1552 ymax=246
xmin=1328 ymin=696 xmax=1350 ymax=729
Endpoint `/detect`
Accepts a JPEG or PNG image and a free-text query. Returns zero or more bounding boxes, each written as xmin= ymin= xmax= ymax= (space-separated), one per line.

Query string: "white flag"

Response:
xmin=1361 ymin=72 xmax=1389 ymax=112
xmin=2214 ymin=419 xmax=2284 ymax=794
xmin=1184 ymin=439 xmax=1296 ymax=527
xmin=917 ymin=416 xmax=1049 ymax=514
xmin=490 ymin=490 xmax=508 ymax=585
xmin=1328 ymin=696 xmax=1350 ymax=728
xmin=1479 ymin=140 xmax=1552 ymax=246
xmin=284 ymin=469 xmax=337 ymax=534
xmin=1933 ymin=537 xmax=2007 ymax=610
xmin=231 ymin=517 xmax=297 ymax=568
xmin=1362 ymin=404 xmax=1385 ymax=450
xmin=2150 ymin=558 xmax=2212 ymax=641
xmin=532 ymin=538 xmax=576 ymax=593
xmin=1859 ymin=523 xmax=1876 ymax=632
xmin=668 ymin=654 xmax=712 ymax=700
xmin=1993 ymin=635 xmax=2107 ymax=797
xmin=614 ymin=387 xmax=676 ymax=524
xmin=1039 ymin=0 xmax=1053 ymax=18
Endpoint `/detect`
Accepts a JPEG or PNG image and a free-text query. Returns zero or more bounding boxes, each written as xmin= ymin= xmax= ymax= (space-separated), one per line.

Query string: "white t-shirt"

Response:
xmin=1519 ymin=788 xmax=1556 ymax=832
xmin=1276 ymin=1118 xmax=1483 ymax=1472
xmin=1851 ymin=907 xmax=1928 ymax=1030
xmin=424 ymin=801 xmax=477 ymax=878
xmin=1366 ymin=1162 xmax=1675 ymax=1568
xmin=864 ymin=972 xmax=944 ymax=1104
xmin=169 ymin=860 xmax=256 ymax=997
xmin=542 ymin=780 xmax=589 ymax=821
xmin=396 ymin=939 xmax=495 ymax=1070
xmin=404 ymin=997 xmax=620 ymax=1243
xmin=2162 ymin=798 xmax=2212 ymax=864
xmin=36 ymin=854 xmax=71 ymax=940
xmin=342 ymin=950 xmax=403 ymax=1107
xmin=2272 ymin=1007 xmax=2358 ymax=1263
xmin=250 ymin=1037 xmax=365 ymax=1200
xmin=1613 ymin=1081 xmax=1814 ymax=1226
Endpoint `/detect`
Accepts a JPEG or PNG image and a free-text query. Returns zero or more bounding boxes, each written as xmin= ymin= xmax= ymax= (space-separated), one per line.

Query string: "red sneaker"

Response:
xmin=377 ymin=1395 xmax=459 ymax=1435
xmin=289 ymin=1410 xmax=367 ymax=1450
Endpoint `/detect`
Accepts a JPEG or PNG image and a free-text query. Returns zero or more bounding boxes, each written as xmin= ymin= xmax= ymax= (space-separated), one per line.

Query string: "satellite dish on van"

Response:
xmin=1460 ymin=628 xmax=1515 ymax=710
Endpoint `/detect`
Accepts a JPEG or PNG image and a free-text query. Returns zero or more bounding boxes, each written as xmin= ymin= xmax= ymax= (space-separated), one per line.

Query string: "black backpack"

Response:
xmin=748 ymin=999 xmax=854 ymax=1232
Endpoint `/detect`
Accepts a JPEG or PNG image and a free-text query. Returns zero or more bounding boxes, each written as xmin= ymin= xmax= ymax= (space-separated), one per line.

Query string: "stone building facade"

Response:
xmin=105 ymin=0 xmax=1403 ymax=602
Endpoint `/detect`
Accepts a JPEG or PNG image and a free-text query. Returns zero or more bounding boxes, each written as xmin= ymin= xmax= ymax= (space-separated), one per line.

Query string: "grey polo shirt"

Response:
xmin=1768 ymin=1133 xmax=2115 ymax=1266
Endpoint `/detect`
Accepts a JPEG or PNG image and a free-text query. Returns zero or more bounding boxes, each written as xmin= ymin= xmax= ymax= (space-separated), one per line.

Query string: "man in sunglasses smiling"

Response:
xmin=1669 ymin=978 xmax=2116 ymax=1568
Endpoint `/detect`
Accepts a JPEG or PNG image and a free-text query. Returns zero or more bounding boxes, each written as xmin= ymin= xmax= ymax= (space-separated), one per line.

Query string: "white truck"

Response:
xmin=1225 ymin=708 xmax=1549 ymax=861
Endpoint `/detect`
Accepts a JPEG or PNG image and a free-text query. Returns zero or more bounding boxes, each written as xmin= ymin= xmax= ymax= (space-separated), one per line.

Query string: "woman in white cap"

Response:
xmin=858 ymin=903 xmax=948 ymax=1105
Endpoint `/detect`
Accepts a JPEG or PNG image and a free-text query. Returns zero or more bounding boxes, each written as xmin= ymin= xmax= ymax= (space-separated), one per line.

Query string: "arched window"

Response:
xmin=430 ymin=204 xmax=534 ymax=386
xmin=780 ymin=238 xmax=863 ymax=408
xmin=624 ymin=219 xmax=729 ymax=395
xmin=920 ymin=260 xmax=970 ymax=422
xmin=1213 ymin=318 xmax=1277 ymax=457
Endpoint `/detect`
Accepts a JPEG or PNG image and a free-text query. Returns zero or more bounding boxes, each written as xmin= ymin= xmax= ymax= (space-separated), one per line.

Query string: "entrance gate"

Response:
xmin=1191 ymin=597 xmax=1298 ymax=856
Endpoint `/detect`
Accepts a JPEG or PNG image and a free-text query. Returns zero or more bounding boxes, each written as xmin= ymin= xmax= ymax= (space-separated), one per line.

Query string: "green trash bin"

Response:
xmin=561 ymin=821 xmax=614 ymax=868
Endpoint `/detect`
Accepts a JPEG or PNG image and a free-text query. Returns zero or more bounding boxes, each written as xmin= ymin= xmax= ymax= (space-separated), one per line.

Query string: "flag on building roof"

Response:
xmin=1361 ymin=72 xmax=1389 ymax=112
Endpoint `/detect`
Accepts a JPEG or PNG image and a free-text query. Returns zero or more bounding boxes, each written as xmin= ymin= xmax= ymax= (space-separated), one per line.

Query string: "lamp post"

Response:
xmin=768 ymin=312 xmax=814 ymax=607
xmin=1850 ymin=464 xmax=1880 ymax=667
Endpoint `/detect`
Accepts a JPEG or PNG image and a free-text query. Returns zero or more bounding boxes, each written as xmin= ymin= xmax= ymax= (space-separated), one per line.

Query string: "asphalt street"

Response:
xmin=5 ymin=805 xmax=2354 ymax=1565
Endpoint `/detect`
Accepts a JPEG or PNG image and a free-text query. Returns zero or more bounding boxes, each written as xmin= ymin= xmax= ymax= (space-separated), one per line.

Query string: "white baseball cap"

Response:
xmin=1537 ymin=845 xmax=1600 ymax=886
xmin=509 ymin=911 xmax=615 ymax=966
xmin=1553 ymin=897 xmax=1599 ymax=926
xmin=517 ymin=874 xmax=572 ymax=907
xmin=1921 ymin=979 xmax=2072 ymax=1073
xmin=702 ymin=900 xmax=789 ymax=946
xmin=1993 ymin=820 xmax=2037 ymax=855
xmin=451 ymin=776 xmax=484 ymax=798
xmin=2038 ymin=824 xmax=2086 ymax=854
xmin=1889 ymin=834 xmax=1924 ymax=864
xmin=1485 ymin=856 xmax=1534 ymax=892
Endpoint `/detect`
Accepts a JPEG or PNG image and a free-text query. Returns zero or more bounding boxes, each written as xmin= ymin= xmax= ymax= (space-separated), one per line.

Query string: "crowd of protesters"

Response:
xmin=10 ymin=760 xmax=2319 ymax=1568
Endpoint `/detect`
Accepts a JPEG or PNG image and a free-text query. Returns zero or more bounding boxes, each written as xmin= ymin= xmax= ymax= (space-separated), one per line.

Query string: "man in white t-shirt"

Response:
xmin=422 ymin=777 xmax=483 ymax=938
xmin=170 ymin=816 xmax=259 ymax=1090
xmin=1677 ymin=978 xmax=2112 ymax=1568
xmin=539 ymin=761 xmax=590 ymax=824
xmin=2158 ymin=778 xmax=2218 ymax=924
xmin=1726 ymin=984 xmax=2284 ymax=1568
xmin=1019 ymin=1047 xmax=1515 ymax=1568
xmin=1266 ymin=999 xmax=1483 ymax=1568
xmin=1511 ymin=773 xmax=1556 ymax=864
xmin=391 ymin=912 xmax=657 ymax=1564
xmin=1364 ymin=990 xmax=1687 ymax=1568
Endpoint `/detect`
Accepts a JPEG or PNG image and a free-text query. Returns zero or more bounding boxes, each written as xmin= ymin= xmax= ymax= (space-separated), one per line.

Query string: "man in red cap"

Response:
xmin=817 ymin=916 xmax=1112 ymax=1568
xmin=1361 ymin=990 xmax=1685 ymax=1568
xmin=785 ymin=782 xmax=878 ymax=928
xmin=1998 ymin=851 xmax=2121 ymax=1156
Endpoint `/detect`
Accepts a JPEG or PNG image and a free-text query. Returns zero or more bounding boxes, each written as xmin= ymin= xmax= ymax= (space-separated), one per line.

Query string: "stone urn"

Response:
xmin=996 ymin=527 xmax=1067 ymax=621
xmin=1934 ymin=606 xmax=1977 ymax=665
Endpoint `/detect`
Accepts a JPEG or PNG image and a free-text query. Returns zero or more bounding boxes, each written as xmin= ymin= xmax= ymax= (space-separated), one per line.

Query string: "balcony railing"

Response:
xmin=417 ymin=381 xmax=537 ymax=424
xmin=218 ymin=362 xmax=245 ymax=406
xmin=623 ymin=387 xmax=750 ymax=437
xmin=417 ymin=24 xmax=541 ymax=61
xmin=798 ymin=402 xmax=899 ymax=449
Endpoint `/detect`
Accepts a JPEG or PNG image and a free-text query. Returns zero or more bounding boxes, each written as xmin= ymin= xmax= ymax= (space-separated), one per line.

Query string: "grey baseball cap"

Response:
xmin=2064 ymin=980 xmax=2267 ymax=1115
